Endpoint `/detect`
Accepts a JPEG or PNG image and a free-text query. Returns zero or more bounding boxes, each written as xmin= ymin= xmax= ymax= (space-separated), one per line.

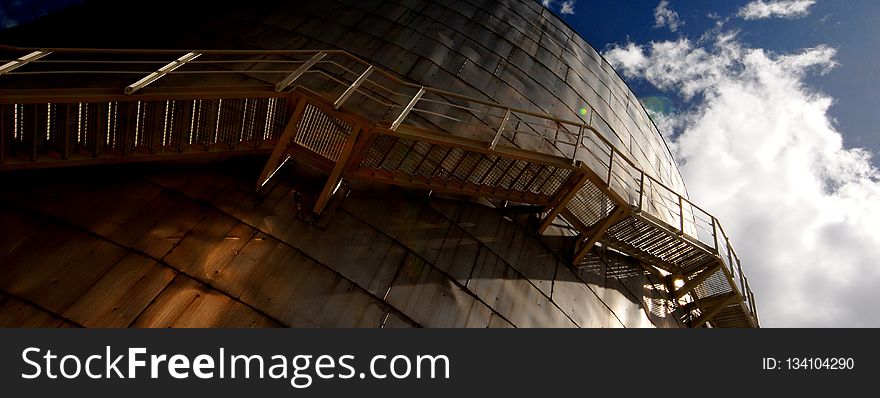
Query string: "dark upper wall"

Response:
xmin=0 ymin=0 xmax=686 ymax=197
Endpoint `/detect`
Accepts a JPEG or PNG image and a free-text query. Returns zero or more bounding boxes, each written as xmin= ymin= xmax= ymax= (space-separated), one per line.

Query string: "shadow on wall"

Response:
xmin=578 ymin=247 xmax=680 ymax=328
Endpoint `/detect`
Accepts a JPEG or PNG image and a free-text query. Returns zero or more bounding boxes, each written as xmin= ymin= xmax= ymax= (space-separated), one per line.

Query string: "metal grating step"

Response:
xmin=565 ymin=180 xmax=616 ymax=228
xmin=292 ymin=103 xmax=352 ymax=161
xmin=353 ymin=133 xmax=575 ymax=205
xmin=604 ymin=216 xmax=717 ymax=273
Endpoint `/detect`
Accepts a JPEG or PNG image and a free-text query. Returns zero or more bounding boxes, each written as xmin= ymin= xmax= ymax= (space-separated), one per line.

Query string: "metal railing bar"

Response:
xmin=361 ymin=79 xmax=413 ymax=100
xmin=416 ymin=96 xmax=496 ymax=113
xmin=125 ymin=52 xmax=201 ymax=95
xmin=307 ymin=69 xmax=350 ymax=87
xmin=0 ymin=45 xmax=349 ymax=56
xmin=274 ymin=51 xmax=326 ymax=92
xmin=320 ymin=59 xmax=371 ymax=80
xmin=7 ymin=70 xmax=153 ymax=74
xmin=334 ymin=65 xmax=374 ymax=109
xmin=12 ymin=59 xmax=170 ymax=64
xmin=172 ymin=70 xmax=306 ymax=74
xmin=352 ymin=89 xmax=402 ymax=109
xmin=0 ymin=50 xmax=52 ymax=75
xmin=189 ymin=59 xmax=308 ymax=64
xmin=409 ymin=108 xmax=470 ymax=123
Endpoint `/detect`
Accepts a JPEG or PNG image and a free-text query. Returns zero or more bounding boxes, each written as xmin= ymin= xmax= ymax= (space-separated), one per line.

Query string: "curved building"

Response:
xmin=0 ymin=0 xmax=757 ymax=327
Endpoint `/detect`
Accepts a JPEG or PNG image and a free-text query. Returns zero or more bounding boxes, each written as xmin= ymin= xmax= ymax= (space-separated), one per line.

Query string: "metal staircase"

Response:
xmin=0 ymin=45 xmax=758 ymax=327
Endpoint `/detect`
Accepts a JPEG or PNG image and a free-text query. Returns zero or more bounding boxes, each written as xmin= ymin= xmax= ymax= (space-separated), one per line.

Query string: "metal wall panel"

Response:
xmin=0 ymin=297 xmax=75 ymax=328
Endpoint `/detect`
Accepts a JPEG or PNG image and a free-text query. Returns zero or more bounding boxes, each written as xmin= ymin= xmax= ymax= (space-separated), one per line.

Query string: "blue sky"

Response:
xmin=552 ymin=0 xmax=880 ymax=155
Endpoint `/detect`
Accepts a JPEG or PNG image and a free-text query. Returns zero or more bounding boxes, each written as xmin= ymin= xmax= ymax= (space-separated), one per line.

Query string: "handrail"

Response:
xmin=0 ymin=45 xmax=756 ymax=325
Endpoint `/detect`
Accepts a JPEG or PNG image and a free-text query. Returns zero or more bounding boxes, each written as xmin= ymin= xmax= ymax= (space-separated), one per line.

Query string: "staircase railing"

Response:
xmin=0 ymin=45 xmax=758 ymax=326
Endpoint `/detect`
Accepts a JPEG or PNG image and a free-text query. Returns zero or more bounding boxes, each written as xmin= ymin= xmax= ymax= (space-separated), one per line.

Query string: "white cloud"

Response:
xmin=604 ymin=32 xmax=880 ymax=327
xmin=738 ymin=0 xmax=817 ymax=20
xmin=541 ymin=0 xmax=575 ymax=16
xmin=654 ymin=0 xmax=683 ymax=32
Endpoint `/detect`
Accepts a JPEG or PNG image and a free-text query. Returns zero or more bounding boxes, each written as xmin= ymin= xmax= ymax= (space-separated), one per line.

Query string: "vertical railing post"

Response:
xmin=391 ymin=87 xmax=425 ymax=131
xmin=490 ymin=108 xmax=511 ymax=150
xmin=61 ymin=104 xmax=71 ymax=160
xmin=334 ymin=65 xmax=374 ymax=110
xmin=738 ymin=258 xmax=745 ymax=297
xmin=637 ymin=170 xmax=645 ymax=211
xmin=711 ymin=216 xmax=719 ymax=254
xmin=95 ymin=103 xmax=106 ymax=158
xmin=30 ymin=103 xmax=40 ymax=161
xmin=275 ymin=51 xmax=326 ymax=92
xmin=745 ymin=280 xmax=752 ymax=309
xmin=750 ymin=292 xmax=755 ymax=316
xmin=724 ymin=237 xmax=733 ymax=265
xmin=750 ymin=290 xmax=757 ymax=320
xmin=678 ymin=196 xmax=685 ymax=235
xmin=571 ymin=123 xmax=584 ymax=165
xmin=726 ymin=239 xmax=733 ymax=269
xmin=606 ymin=146 xmax=614 ymax=185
